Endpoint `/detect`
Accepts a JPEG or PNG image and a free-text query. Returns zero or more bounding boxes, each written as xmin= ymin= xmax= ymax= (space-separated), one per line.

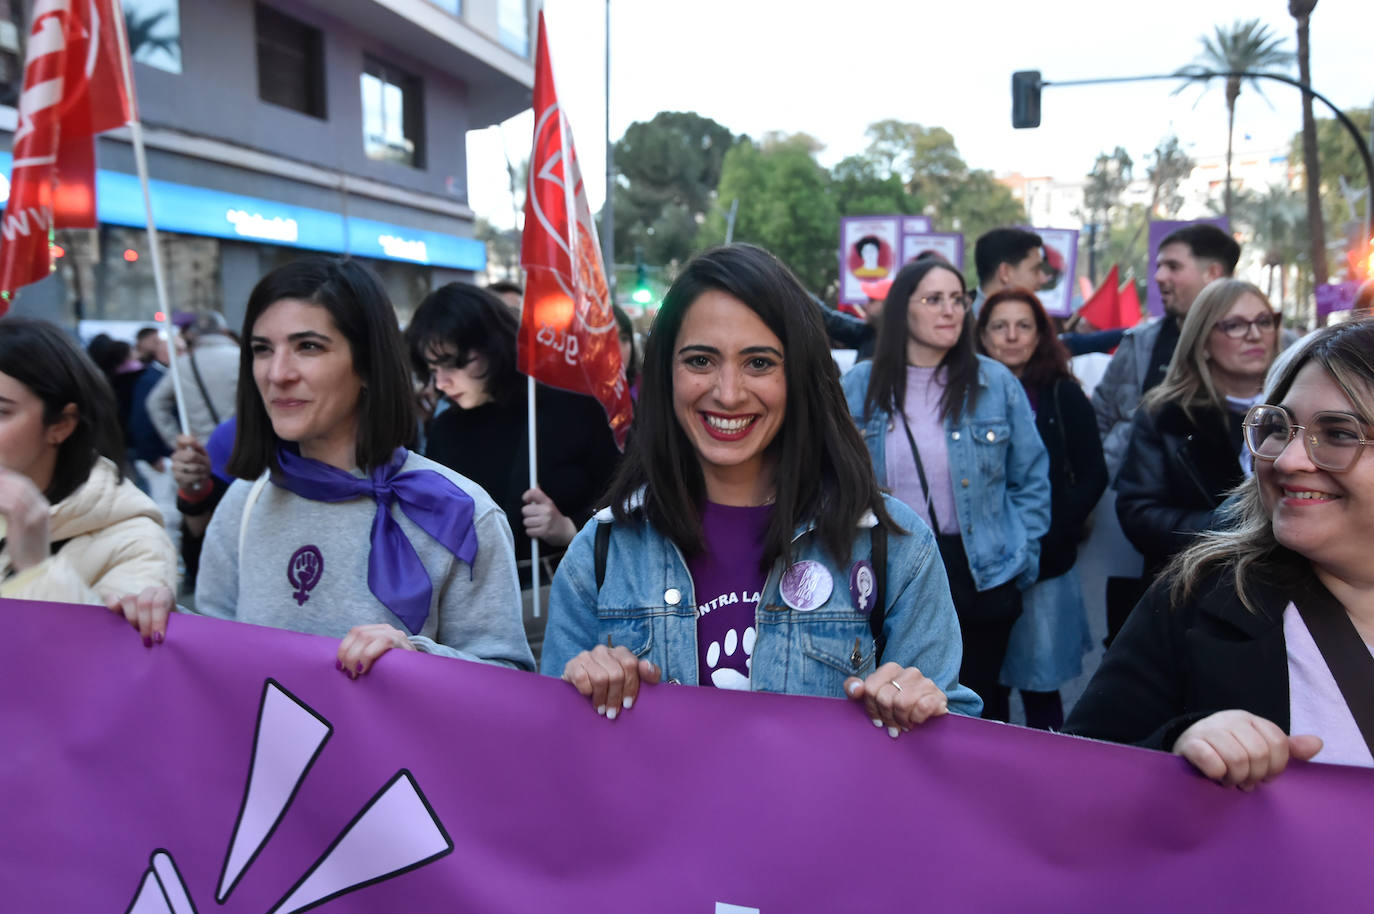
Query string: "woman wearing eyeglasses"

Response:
xmin=1066 ymin=318 xmax=1374 ymax=783
xmin=842 ymin=259 xmax=1050 ymax=721
xmin=1115 ymin=280 xmax=1282 ymax=581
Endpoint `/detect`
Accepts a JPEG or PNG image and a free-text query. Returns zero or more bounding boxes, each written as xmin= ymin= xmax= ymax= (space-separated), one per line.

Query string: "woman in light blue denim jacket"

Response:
xmin=542 ymin=245 xmax=981 ymax=732
xmin=840 ymin=258 xmax=1050 ymax=722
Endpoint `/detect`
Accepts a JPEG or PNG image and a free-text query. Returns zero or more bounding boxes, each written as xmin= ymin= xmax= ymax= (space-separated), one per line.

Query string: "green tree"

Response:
xmin=1235 ymin=184 xmax=1307 ymax=307
xmin=1174 ymin=19 xmax=1294 ymax=224
xmin=609 ymin=111 xmax=736 ymax=267
xmin=830 ymin=154 xmax=919 ymax=217
xmin=1288 ymin=107 xmax=1371 ymax=271
xmin=1123 ymin=135 xmax=1196 ymax=253
xmin=700 ymin=133 xmax=839 ymax=294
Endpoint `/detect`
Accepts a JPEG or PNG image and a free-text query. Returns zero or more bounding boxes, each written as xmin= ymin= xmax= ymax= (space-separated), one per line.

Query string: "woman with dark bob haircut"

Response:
xmin=197 ymin=257 xmax=533 ymax=675
xmin=541 ymin=244 xmax=979 ymax=729
xmin=1067 ymin=318 xmax=1374 ymax=784
xmin=976 ymin=287 xmax=1108 ymax=730
xmin=405 ymin=282 xmax=619 ymax=569
xmin=0 ymin=318 xmax=176 ymax=638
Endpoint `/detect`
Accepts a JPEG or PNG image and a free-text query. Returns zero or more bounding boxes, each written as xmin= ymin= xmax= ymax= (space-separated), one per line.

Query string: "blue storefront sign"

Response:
xmin=0 ymin=152 xmax=485 ymax=271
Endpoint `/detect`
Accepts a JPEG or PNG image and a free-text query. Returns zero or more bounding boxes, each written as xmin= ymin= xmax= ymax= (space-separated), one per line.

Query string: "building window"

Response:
xmin=361 ymin=59 xmax=425 ymax=169
xmin=497 ymin=0 xmax=529 ymax=56
xmin=424 ymin=0 xmax=461 ymax=14
xmin=123 ymin=0 xmax=182 ymax=73
xmin=256 ymin=3 xmax=326 ymax=118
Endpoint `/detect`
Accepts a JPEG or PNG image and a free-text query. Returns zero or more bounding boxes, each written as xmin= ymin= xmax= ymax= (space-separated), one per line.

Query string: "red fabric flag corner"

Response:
xmin=517 ymin=12 xmax=631 ymax=448
xmin=1077 ymin=264 xmax=1121 ymax=330
xmin=1116 ymin=276 xmax=1143 ymax=329
xmin=0 ymin=1 xmax=136 ymax=307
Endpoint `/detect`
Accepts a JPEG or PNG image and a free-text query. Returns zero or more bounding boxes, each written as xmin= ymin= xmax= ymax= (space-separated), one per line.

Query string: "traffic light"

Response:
xmin=632 ymin=246 xmax=652 ymax=305
xmin=1012 ymin=71 xmax=1042 ymax=129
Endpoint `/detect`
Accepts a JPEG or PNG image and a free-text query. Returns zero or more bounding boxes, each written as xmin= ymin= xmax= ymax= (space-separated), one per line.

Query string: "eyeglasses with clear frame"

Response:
xmin=912 ymin=292 xmax=974 ymax=310
xmin=1243 ymin=404 xmax=1369 ymax=472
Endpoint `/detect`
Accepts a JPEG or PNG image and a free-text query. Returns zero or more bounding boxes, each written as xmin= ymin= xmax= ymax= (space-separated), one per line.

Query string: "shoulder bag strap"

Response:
xmin=1292 ymin=579 xmax=1374 ymax=757
xmin=868 ymin=521 xmax=888 ymax=662
xmin=897 ymin=410 xmax=942 ymax=532
xmin=593 ymin=520 xmax=612 ymax=591
xmin=187 ymin=349 xmax=222 ymax=427
xmin=238 ymin=472 xmax=271 ymax=560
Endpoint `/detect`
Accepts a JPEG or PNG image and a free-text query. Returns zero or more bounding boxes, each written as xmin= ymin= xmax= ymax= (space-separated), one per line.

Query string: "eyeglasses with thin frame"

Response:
xmin=1214 ymin=313 xmax=1278 ymax=339
xmin=912 ymin=292 xmax=974 ymax=310
xmin=1242 ymin=404 xmax=1369 ymax=472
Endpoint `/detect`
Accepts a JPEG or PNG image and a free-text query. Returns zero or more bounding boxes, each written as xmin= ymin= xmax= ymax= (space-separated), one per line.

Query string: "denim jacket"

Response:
xmin=540 ymin=493 xmax=982 ymax=717
xmin=840 ymin=356 xmax=1050 ymax=592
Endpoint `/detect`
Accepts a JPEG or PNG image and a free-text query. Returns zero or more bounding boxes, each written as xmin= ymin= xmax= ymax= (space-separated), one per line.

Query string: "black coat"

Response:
xmin=1064 ymin=559 xmax=1317 ymax=752
xmin=1032 ymin=377 xmax=1108 ymax=581
xmin=1115 ymin=400 xmax=1246 ymax=575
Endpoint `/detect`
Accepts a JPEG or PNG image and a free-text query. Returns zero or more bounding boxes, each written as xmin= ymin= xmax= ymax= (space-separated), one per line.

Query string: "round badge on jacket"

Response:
xmin=780 ymin=560 xmax=834 ymax=612
xmin=849 ymin=560 xmax=876 ymax=614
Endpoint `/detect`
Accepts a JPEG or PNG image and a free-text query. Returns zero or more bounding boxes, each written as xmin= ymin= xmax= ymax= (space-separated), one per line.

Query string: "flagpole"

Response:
xmin=527 ymin=374 xmax=540 ymax=618
xmin=110 ymin=5 xmax=189 ymax=436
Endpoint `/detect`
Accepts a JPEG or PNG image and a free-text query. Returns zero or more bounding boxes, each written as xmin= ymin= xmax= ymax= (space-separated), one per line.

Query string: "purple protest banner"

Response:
xmin=3 ymin=599 xmax=1373 ymax=912
xmin=1146 ymin=218 xmax=1230 ymax=317
xmin=1315 ymin=281 xmax=1361 ymax=319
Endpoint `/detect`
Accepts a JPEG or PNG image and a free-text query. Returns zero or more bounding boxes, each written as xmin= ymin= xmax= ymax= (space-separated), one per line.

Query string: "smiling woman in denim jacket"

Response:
xmin=541 ymin=244 xmax=981 ymax=734
xmin=841 ymin=258 xmax=1050 ymax=722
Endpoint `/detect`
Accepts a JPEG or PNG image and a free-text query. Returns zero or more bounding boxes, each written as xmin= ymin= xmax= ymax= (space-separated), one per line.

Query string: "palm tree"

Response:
xmin=1289 ymin=0 xmax=1327 ymax=288
xmin=1175 ymin=20 xmax=1295 ymax=224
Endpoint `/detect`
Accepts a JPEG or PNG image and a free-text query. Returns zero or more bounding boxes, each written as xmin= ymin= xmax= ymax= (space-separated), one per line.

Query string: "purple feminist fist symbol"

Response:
xmin=288 ymin=546 xmax=324 ymax=605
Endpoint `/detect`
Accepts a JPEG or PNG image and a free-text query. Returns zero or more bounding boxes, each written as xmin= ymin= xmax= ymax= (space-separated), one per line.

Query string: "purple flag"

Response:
xmin=2 ymin=599 xmax=1372 ymax=912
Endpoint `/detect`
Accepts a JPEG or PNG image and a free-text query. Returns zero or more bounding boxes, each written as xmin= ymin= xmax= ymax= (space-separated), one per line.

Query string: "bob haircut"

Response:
xmin=404 ymin=282 xmax=521 ymax=404
xmin=1169 ymin=316 xmax=1374 ymax=611
xmin=0 ymin=318 xmax=124 ymax=503
xmin=863 ymin=258 xmax=980 ymax=424
xmin=1141 ymin=278 xmax=1278 ymax=422
xmin=228 ymin=257 xmax=415 ymax=477
xmin=975 ymin=287 xmax=1072 ymax=388
xmin=604 ymin=243 xmax=896 ymax=568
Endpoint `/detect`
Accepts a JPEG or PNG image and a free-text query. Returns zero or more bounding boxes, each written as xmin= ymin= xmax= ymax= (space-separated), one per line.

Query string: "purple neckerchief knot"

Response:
xmin=271 ymin=446 xmax=478 ymax=635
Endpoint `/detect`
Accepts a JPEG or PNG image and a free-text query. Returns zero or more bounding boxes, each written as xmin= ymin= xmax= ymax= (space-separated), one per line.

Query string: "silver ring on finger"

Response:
xmin=886 ymin=679 xmax=903 ymax=693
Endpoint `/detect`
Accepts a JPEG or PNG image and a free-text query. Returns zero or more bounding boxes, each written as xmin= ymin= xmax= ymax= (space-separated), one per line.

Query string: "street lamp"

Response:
xmin=1011 ymin=68 xmax=1374 ymax=239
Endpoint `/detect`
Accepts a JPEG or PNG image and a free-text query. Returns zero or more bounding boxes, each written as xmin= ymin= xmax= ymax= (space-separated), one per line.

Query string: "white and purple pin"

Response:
xmin=849 ymin=560 xmax=876 ymax=614
xmin=780 ymin=560 xmax=833 ymax=612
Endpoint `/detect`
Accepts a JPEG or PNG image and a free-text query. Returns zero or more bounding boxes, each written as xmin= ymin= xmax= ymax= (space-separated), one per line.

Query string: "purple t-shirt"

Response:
xmin=688 ymin=501 xmax=773 ymax=690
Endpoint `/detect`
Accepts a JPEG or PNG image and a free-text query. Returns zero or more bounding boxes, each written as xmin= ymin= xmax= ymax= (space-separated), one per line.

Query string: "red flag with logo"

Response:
xmin=517 ymin=11 xmax=631 ymax=448
xmin=0 ymin=0 xmax=137 ymax=305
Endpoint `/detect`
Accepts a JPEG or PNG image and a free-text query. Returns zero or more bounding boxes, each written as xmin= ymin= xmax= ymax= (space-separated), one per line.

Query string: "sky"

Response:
xmin=468 ymin=0 xmax=1374 ymax=231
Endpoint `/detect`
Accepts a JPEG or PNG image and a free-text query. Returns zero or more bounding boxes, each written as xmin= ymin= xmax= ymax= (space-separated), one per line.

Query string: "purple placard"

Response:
xmin=901 ymin=232 xmax=965 ymax=270
xmin=4 ymin=599 xmax=1374 ymax=912
xmin=1315 ymin=281 xmax=1361 ymax=318
xmin=901 ymin=215 xmax=933 ymax=234
xmin=839 ymin=215 xmax=901 ymax=305
xmin=1146 ymin=218 xmax=1230 ymax=317
xmin=1025 ymin=226 xmax=1080 ymax=317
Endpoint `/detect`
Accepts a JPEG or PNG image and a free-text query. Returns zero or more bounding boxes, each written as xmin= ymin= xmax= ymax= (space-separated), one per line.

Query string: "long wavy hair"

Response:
xmin=604 ymin=243 xmax=897 ymax=568
xmin=862 ymin=258 xmax=980 ymax=424
xmin=1140 ymin=279 xmax=1278 ymax=423
xmin=1168 ymin=317 xmax=1374 ymax=611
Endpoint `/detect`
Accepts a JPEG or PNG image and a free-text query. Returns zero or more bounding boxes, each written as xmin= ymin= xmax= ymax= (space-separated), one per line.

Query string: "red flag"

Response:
xmin=1077 ymin=264 xmax=1121 ymax=330
xmin=1116 ymin=276 xmax=1143 ymax=329
xmin=0 ymin=0 xmax=136 ymax=304
xmin=517 ymin=12 xmax=631 ymax=448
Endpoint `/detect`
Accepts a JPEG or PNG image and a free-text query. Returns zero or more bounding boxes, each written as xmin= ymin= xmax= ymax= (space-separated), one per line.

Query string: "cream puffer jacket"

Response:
xmin=0 ymin=458 xmax=177 ymax=604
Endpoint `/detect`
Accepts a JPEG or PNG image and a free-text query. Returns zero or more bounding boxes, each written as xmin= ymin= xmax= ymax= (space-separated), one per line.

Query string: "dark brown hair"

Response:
xmin=975 ymin=287 xmax=1072 ymax=388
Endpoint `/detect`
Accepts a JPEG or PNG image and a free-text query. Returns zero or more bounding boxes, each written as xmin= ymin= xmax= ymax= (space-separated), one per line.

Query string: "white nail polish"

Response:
xmin=871 ymin=718 xmax=883 ymax=728
xmin=887 ymin=726 xmax=900 ymax=739
xmin=623 ymin=695 xmax=634 ymax=710
xmin=606 ymin=707 xmax=618 ymax=721
xmin=596 ymin=705 xmax=606 ymax=716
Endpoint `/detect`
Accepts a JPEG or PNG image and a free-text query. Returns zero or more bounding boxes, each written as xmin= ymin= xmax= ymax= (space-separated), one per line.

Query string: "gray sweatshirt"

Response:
xmin=195 ymin=451 xmax=533 ymax=670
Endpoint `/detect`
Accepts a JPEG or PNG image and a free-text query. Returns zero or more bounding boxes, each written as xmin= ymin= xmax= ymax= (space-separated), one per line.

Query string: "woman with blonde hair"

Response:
xmin=1115 ymin=279 xmax=1282 ymax=579
xmin=1068 ymin=318 xmax=1374 ymax=783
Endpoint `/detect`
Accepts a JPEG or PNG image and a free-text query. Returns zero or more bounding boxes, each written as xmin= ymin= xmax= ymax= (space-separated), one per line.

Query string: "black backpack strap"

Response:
xmin=593 ymin=520 xmax=612 ymax=591
xmin=868 ymin=520 xmax=888 ymax=663
xmin=1292 ymin=576 xmax=1374 ymax=757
